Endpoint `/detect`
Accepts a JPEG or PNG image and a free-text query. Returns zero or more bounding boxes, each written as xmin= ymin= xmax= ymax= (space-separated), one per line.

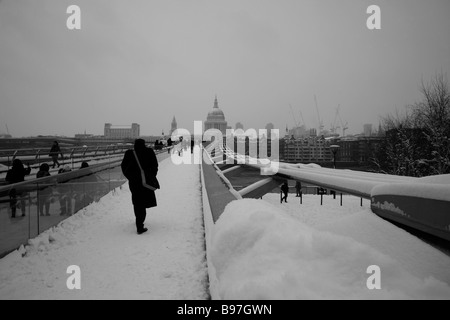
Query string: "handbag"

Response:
xmin=133 ymin=150 xmax=159 ymax=191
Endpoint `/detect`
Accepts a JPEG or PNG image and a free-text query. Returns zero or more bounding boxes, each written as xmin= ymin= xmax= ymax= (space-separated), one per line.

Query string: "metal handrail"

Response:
xmin=0 ymin=147 xmax=168 ymax=186
xmin=0 ymin=144 xmax=133 ymax=172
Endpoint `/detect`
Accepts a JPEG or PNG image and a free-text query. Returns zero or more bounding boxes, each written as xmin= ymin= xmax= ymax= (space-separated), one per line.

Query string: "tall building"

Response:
xmin=104 ymin=123 xmax=140 ymax=139
xmin=170 ymin=116 xmax=177 ymax=135
xmin=363 ymin=124 xmax=373 ymax=137
xmin=335 ymin=136 xmax=384 ymax=163
xmin=265 ymin=123 xmax=274 ymax=131
xmin=265 ymin=123 xmax=274 ymax=139
xmin=204 ymin=95 xmax=230 ymax=135
xmin=378 ymin=122 xmax=385 ymax=137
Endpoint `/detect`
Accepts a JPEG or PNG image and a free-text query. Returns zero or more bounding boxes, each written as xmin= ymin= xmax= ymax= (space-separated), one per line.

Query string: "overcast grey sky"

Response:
xmin=1 ymin=0 xmax=449 ymax=137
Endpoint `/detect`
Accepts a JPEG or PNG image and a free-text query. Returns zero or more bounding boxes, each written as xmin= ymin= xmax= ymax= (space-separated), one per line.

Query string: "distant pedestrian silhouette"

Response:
xmin=36 ymin=163 xmax=52 ymax=216
xmin=5 ymin=159 xmax=31 ymax=218
xmin=295 ymin=181 xmax=302 ymax=197
xmin=49 ymin=141 xmax=63 ymax=169
xmin=280 ymin=181 xmax=289 ymax=203
xmin=167 ymin=137 xmax=173 ymax=154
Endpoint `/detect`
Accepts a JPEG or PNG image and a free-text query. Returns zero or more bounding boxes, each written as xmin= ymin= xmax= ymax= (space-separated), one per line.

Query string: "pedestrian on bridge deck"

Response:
xmin=36 ymin=163 xmax=52 ymax=216
xmin=49 ymin=141 xmax=63 ymax=169
xmin=280 ymin=181 xmax=289 ymax=203
xmin=295 ymin=181 xmax=302 ymax=197
xmin=5 ymin=158 xmax=31 ymax=218
xmin=167 ymin=137 xmax=172 ymax=154
xmin=121 ymin=138 xmax=159 ymax=235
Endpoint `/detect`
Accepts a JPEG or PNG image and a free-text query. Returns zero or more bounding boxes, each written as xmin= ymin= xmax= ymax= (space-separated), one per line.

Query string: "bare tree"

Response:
xmin=413 ymin=72 xmax=450 ymax=174
xmin=375 ymin=72 xmax=450 ymax=176
xmin=414 ymin=72 xmax=450 ymax=128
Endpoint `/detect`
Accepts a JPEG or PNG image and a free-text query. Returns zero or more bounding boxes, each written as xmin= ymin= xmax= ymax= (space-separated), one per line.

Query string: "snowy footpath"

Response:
xmin=0 ymin=157 xmax=209 ymax=300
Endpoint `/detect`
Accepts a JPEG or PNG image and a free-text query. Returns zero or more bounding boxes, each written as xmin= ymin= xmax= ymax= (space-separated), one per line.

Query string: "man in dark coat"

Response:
xmin=5 ymin=159 xmax=31 ymax=217
xmin=121 ymin=139 xmax=159 ymax=234
xmin=5 ymin=159 xmax=31 ymax=184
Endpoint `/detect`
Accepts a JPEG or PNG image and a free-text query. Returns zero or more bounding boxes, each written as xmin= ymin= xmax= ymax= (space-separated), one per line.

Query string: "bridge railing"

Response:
xmin=0 ymin=147 xmax=168 ymax=258
xmin=203 ymin=140 xmax=450 ymax=243
xmin=0 ymin=156 xmax=126 ymax=258
xmin=0 ymin=144 xmax=133 ymax=174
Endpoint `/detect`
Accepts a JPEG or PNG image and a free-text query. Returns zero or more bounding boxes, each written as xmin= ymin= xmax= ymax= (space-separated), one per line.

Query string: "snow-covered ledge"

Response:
xmin=200 ymin=149 xmax=240 ymax=299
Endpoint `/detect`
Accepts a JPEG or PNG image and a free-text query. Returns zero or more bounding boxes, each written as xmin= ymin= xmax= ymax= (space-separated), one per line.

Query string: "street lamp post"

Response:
xmin=330 ymin=144 xmax=340 ymax=169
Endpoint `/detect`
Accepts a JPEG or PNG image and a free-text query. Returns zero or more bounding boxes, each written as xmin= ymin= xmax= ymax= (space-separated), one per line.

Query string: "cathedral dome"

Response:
xmin=207 ymin=108 xmax=225 ymax=121
xmin=206 ymin=96 xmax=226 ymax=122
xmin=204 ymin=95 xmax=229 ymax=134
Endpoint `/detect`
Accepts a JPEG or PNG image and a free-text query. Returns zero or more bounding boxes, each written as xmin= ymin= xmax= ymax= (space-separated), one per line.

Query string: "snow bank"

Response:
xmin=371 ymin=174 xmax=450 ymax=202
xmin=418 ymin=174 xmax=450 ymax=184
xmin=279 ymin=163 xmax=322 ymax=169
xmin=371 ymin=184 xmax=450 ymax=202
xmin=210 ymin=199 xmax=450 ymax=299
xmin=262 ymin=193 xmax=450 ymax=284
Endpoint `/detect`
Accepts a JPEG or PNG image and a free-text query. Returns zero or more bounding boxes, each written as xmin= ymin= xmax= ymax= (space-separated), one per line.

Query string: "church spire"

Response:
xmin=170 ymin=116 xmax=177 ymax=135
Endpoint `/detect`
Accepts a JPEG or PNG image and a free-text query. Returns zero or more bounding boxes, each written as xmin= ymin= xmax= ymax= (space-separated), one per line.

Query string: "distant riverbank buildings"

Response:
xmin=281 ymin=124 xmax=384 ymax=167
xmin=104 ymin=123 xmax=140 ymax=139
xmin=200 ymin=96 xmax=384 ymax=168
xmin=282 ymin=135 xmax=333 ymax=163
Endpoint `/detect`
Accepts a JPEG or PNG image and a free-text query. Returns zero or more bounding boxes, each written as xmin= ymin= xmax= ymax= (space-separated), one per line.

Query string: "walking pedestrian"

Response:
xmin=49 ymin=141 xmax=64 ymax=169
xmin=167 ymin=137 xmax=172 ymax=154
xmin=121 ymin=139 xmax=159 ymax=235
xmin=280 ymin=181 xmax=289 ymax=203
xmin=295 ymin=180 xmax=302 ymax=197
xmin=5 ymin=159 xmax=31 ymax=184
xmin=5 ymin=159 xmax=31 ymax=217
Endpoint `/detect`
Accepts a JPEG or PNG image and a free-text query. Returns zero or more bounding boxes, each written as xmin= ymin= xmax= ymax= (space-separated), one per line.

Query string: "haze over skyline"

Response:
xmin=1 ymin=0 xmax=449 ymax=137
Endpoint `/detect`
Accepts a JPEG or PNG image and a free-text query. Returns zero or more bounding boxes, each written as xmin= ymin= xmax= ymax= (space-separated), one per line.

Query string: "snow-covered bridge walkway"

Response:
xmin=0 ymin=156 xmax=209 ymax=299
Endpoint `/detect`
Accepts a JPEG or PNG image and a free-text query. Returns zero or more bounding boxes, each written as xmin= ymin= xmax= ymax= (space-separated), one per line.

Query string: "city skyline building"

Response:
xmin=282 ymin=136 xmax=333 ymax=163
xmin=170 ymin=116 xmax=177 ymax=136
xmin=104 ymin=123 xmax=140 ymax=139
xmin=204 ymin=95 xmax=231 ymax=135
xmin=235 ymin=122 xmax=244 ymax=130
xmin=364 ymin=124 xmax=373 ymax=137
